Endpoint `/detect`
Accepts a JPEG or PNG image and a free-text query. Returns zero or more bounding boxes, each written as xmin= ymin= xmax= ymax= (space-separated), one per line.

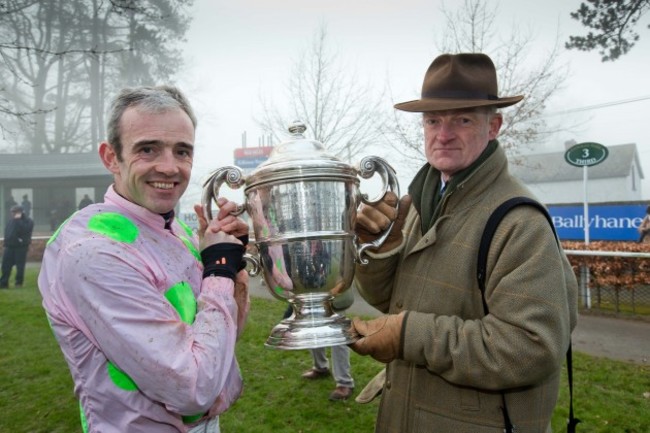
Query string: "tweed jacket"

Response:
xmin=355 ymin=144 xmax=579 ymax=433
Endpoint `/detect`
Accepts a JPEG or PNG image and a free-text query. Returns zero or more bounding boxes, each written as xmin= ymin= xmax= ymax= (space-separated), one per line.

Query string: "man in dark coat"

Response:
xmin=0 ymin=205 xmax=34 ymax=288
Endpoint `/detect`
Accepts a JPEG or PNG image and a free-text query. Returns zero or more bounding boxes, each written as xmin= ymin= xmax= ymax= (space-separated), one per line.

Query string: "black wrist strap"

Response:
xmin=201 ymin=243 xmax=245 ymax=281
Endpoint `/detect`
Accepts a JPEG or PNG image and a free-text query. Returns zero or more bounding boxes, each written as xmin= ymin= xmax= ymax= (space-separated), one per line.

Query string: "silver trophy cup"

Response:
xmin=202 ymin=121 xmax=399 ymax=350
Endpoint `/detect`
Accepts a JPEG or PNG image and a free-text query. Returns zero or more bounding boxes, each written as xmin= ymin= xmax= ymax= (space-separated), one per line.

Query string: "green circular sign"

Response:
xmin=564 ymin=142 xmax=609 ymax=167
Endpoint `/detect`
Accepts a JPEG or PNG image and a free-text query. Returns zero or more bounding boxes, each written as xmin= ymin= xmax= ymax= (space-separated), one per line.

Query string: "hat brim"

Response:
xmin=394 ymin=95 xmax=524 ymax=112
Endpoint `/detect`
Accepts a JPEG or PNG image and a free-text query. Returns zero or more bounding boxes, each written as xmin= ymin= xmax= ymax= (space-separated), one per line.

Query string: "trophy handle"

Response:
xmin=355 ymin=156 xmax=400 ymax=265
xmin=202 ymin=166 xmax=260 ymax=277
xmin=201 ymin=166 xmax=246 ymax=221
xmin=242 ymin=253 xmax=261 ymax=276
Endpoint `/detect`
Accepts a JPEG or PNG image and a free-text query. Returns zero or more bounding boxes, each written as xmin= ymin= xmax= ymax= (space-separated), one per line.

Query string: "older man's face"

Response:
xmin=423 ymin=108 xmax=502 ymax=181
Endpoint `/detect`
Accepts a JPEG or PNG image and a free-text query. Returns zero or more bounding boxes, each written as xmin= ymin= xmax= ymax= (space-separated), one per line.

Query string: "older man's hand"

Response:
xmin=349 ymin=311 xmax=406 ymax=363
xmin=355 ymin=193 xmax=411 ymax=252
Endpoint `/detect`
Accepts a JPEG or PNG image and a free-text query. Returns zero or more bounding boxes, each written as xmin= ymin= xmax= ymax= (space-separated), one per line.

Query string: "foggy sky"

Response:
xmin=176 ymin=0 xmax=650 ymax=207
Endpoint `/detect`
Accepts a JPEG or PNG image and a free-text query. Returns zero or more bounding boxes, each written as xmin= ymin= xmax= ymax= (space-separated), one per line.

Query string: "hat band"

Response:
xmin=422 ymin=89 xmax=498 ymax=100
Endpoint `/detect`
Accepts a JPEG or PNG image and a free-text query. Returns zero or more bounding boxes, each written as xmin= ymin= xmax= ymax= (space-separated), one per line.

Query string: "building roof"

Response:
xmin=0 ymin=152 xmax=108 ymax=180
xmin=510 ymin=143 xmax=643 ymax=183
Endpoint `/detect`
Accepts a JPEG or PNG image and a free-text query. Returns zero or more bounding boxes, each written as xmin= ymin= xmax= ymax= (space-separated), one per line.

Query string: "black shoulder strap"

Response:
xmin=477 ymin=196 xmax=580 ymax=433
xmin=477 ymin=197 xmax=554 ymax=311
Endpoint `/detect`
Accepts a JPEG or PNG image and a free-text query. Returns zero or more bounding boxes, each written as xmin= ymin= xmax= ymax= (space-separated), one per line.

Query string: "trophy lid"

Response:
xmin=245 ymin=121 xmax=358 ymax=188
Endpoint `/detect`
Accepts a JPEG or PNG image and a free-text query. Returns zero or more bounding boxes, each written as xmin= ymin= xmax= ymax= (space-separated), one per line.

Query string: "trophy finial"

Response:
xmin=288 ymin=120 xmax=307 ymax=136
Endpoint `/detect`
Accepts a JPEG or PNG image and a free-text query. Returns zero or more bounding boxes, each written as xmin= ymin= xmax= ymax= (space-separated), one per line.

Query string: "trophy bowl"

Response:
xmin=202 ymin=121 xmax=398 ymax=350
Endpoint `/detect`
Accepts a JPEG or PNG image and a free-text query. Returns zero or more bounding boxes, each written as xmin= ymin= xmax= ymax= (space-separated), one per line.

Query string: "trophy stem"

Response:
xmin=265 ymin=295 xmax=358 ymax=350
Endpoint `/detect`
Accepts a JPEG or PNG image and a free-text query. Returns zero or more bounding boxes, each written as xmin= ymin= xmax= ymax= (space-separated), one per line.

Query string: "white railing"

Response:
xmin=564 ymin=249 xmax=650 ymax=311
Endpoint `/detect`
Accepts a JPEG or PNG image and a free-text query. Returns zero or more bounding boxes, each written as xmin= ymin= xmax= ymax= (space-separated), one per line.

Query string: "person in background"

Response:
xmin=638 ymin=205 xmax=650 ymax=243
xmin=349 ymin=53 xmax=578 ymax=432
xmin=21 ymin=194 xmax=32 ymax=218
xmin=38 ymin=85 xmax=250 ymax=433
xmin=78 ymin=193 xmax=94 ymax=210
xmin=0 ymin=204 xmax=34 ymax=289
xmin=5 ymin=195 xmax=17 ymax=222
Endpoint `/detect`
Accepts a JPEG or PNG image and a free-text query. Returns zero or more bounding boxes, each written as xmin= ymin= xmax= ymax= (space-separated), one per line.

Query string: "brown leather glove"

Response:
xmin=355 ymin=193 xmax=412 ymax=252
xmin=349 ymin=311 xmax=406 ymax=363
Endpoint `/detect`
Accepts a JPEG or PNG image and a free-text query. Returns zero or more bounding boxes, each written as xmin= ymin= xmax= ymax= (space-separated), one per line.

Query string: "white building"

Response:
xmin=510 ymin=143 xmax=644 ymax=204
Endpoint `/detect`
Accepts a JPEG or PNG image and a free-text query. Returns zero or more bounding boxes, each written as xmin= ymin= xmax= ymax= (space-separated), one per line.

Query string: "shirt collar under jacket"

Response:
xmin=105 ymin=185 xmax=175 ymax=232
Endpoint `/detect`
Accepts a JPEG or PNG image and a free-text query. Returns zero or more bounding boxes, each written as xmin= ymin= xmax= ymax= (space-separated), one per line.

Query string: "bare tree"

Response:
xmin=0 ymin=0 xmax=192 ymax=154
xmin=257 ymin=24 xmax=387 ymax=164
xmin=383 ymin=0 xmax=569 ymax=170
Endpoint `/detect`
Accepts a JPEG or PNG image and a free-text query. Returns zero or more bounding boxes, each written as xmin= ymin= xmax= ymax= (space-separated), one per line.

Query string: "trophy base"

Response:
xmin=265 ymin=314 xmax=358 ymax=350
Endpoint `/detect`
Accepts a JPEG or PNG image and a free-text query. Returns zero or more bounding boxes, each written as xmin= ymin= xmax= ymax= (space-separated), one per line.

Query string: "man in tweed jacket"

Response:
xmin=349 ymin=53 xmax=579 ymax=433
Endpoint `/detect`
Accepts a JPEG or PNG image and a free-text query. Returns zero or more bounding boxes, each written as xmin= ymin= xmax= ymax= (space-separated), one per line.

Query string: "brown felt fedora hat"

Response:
xmin=394 ymin=53 xmax=524 ymax=112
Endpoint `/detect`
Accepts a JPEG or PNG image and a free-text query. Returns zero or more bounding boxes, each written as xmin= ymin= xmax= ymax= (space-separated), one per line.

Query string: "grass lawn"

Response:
xmin=0 ymin=267 xmax=648 ymax=432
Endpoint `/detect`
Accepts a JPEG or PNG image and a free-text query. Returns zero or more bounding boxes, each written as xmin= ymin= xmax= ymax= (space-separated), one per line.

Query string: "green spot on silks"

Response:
xmin=274 ymin=285 xmax=284 ymax=296
xmin=107 ymin=362 xmax=138 ymax=391
xmin=46 ymin=213 xmax=77 ymax=246
xmin=165 ymin=281 xmax=197 ymax=324
xmin=180 ymin=236 xmax=201 ymax=262
xmin=275 ymin=258 xmax=284 ymax=273
xmin=182 ymin=413 xmax=204 ymax=424
xmin=166 ymin=281 xmax=204 ymax=423
xmin=177 ymin=218 xmax=194 ymax=237
xmin=79 ymin=401 xmax=89 ymax=432
xmin=87 ymin=212 xmax=138 ymax=243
